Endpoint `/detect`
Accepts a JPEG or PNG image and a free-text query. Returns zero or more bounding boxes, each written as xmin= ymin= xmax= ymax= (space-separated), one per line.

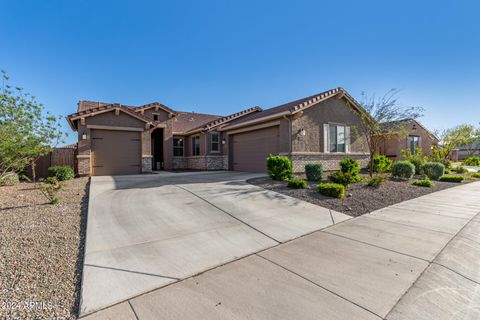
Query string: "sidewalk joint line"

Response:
xmin=328 ymin=209 xmax=335 ymax=224
xmin=366 ymin=215 xmax=456 ymax=235
xmin=432 ymin=262 xmax=480 ymax=286
xmin=322 ymin=231 xmax=430 ymax=263
xmin=84 ymin=264 xmax=180 ymax=280
xmin=256 ymin=254 xmax=383 ymax=319
xmin=383 ymin=206 xmax=471 ymax=221
xmin=128 ymin=300 xmax=140 ymax=320
xmin=175 ymin=185 xmax=281 ymax=244
xmin=383 ymin=210 xmax=480 ymax=318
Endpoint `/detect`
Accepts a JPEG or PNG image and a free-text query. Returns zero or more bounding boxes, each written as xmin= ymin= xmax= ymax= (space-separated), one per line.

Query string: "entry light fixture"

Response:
xmin=221 ymin=139 xmax=226 ymax=145
xmin=299 ymin=128 xmax=306 ymax=137
xmin=82 ymin=133 xmax=87 ymax=140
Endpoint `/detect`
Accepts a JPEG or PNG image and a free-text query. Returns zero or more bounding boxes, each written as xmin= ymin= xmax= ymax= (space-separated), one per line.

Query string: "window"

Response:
xmin=329 ymin=125 xmax=346 ymax=152
xmin=409 ymin=135 xmax=420 ymax=154
xmin=173 ymin=138 xmax=184 ymax=156
xmin=211 ymin=133 xmax=220 ymax=152
xmin=153 ymin=114 xmax=159 ymax=121
xmin=192 ymin=136 xmax=200 ymax=156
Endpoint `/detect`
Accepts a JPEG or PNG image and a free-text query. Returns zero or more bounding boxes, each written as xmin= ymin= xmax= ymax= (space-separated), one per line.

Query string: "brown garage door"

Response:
xmin=91 ymin=129 xmax=141 ymax=176
xmin=231 ymin=126 xmax=280 ymax=173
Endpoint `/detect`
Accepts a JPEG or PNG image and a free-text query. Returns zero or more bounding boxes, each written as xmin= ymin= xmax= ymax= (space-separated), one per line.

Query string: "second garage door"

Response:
xmin=231 ymin=126 xmax=280 ymax=173
xmin=91 ymin=129 xmax=142 ymax=176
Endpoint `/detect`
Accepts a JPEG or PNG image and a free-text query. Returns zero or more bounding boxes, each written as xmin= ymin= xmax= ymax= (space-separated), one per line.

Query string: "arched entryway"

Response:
xmin=151 ymin=128 xmax=164 ymax=170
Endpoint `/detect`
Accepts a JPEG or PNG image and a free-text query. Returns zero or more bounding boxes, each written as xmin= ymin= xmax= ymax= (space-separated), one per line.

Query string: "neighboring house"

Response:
xmin=453 ymin=141 xmax=480 ymax=161
xmin=377 ymin=119 xmax=439 ymax=160
xmin=66 ymin=87 xmax=370 ymax=176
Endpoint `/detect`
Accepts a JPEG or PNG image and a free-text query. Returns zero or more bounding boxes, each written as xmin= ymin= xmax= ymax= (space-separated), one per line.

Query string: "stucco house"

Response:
xmin=66 ymin=87 xmax=370 ymax=176
xmin=377 ymin=119 xmax=439 ymax=160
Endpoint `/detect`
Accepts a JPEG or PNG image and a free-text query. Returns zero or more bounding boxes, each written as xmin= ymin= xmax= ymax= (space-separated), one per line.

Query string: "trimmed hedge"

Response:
xmin=471 ymin=172 xmax=480 ymax=179
xmin=48 ymin=165 xmax=74 ymax=181
xmin=420 ymin=162 xmax=445 ymax=180
xmin=287 ymin=178 xmax=308 ymax=189
xmin=318 ymin=183 xmax=345 ymax=199
xmin=340 ymin=157 xmax=360 ymax=177
xmin=328 ymin=171 xmax=361 ymax=187
xmin=451 ymin=166 xmax=469 ymax=174
xmin=370 ymin=154 xmax=393 ymax=173
xmin=439 ymin=175 xmax=464 ymax=183
xmin=305 ymin=163 xmax=323 ymax=182
xmin=267 ymin=155 xmax=292 ymax=180
xmin=412 ymin=178 xmax=435 ymax=187
xmin=463 ymin=156 xmax=480 ymax=166
xmin=392 ymin=161 xmax=415 ymax=179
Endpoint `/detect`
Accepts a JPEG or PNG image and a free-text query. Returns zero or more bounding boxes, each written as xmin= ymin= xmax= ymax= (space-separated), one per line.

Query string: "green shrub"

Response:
xmin=439 ymin=175 xmax=464 ymax=183
xmin=0 ymin=172 xmax=20 ymax=186
xmin=317 ymin=183 xmax=345 ymax=199
xmin=471 ymin=172 xmax=480 ymax=179
xmin=401 ymin=147 xmax=425 ymax=174
xmin=463 ymin=157 xmax=480 ymax=166
xmin=451 ymin=166 xmax=469 ymax=174
xmin=266 ymin=155 xmax=292 ymax=180
xmin=305 ymin=163 xmax=323 ymax=182
xmin=444 ymin=168 xmax=452 ymax=174
xmin=48 ymin=165 xmax=74 ymax=181
xmin=287 ymin=178 xmax=308 ymax=189
xmin=420 ymin=162 xmax=445 ymax=180
xmin=412 ymin=178 xmax=435 ymax=187
xmin=328 ymin=171 xmax=361 ymax=187
xmin=366 ymin=175 xmax=387 ymax=187
xmin=340 ymin=157 xmax=361 ymax=177
xmin=370 ymin=154 xmax=393 ymax=173
xmin=391 ymin=161 xmax=415 ymax=179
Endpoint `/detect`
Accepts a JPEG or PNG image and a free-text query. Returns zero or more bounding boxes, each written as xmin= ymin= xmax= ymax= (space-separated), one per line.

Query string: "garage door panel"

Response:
xmin=92 ymin=130 xmax=141 ymax=176
xmin=232 ymin=126 xmax=280 ymax=173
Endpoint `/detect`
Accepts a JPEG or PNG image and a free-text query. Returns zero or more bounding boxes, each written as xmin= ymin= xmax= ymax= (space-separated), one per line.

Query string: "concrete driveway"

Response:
xmin=82 ymin=179 xmax=480 ymax=320
xmin=80 ymin=171 xmax=349 ymax=315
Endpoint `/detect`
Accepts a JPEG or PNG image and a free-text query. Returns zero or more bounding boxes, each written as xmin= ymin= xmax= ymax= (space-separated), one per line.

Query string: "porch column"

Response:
xmin=141 ymin=130 xmax=153 ymax=173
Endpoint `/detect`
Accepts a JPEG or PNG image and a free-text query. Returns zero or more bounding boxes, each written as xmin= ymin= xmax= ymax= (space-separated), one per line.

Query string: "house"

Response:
xmin=66 ymin=87 xmax=370 ymax=176
xmin=451 ymin=141 xmax=480 ymax=161
xmin=377 ymin=119 xmax=439 ymax=160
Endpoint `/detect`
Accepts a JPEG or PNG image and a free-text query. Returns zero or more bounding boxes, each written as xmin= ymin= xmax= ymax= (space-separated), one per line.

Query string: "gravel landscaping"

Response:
xmin=249 ymin=174 xmax=474 ymax=217
xmin=0 ymin=177 xmax=89 ymax=319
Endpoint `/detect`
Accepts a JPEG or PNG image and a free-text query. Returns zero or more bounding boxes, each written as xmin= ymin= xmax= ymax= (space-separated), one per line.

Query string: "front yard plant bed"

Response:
xmin=0 ymin=177 xmax=89 ymax=319
xmin=249 ymin=174 xmax=472 ymax=217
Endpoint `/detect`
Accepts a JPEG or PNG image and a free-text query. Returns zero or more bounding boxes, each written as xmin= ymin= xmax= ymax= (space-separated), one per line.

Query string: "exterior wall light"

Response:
xmin=82 ymin=133 xmax=87 ymax=140
xmin=299 ymin=128 xmax=306 ymax=137
xmin=221 ymin=139 xmax=226 ymax=145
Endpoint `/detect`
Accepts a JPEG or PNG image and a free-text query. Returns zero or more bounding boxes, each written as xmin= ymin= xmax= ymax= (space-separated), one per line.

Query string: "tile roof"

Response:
xmin=220 ymin=87 xmax=359 ymax=128
xmin=172 ymin=112 xmax=222 ymax=134
xmin=186 ymin=106 xmax=262 ymax=133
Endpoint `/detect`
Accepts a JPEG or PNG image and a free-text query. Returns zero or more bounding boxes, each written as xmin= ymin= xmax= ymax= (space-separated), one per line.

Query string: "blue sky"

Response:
xmin=1 ymin=0 xmax=479 ymax=144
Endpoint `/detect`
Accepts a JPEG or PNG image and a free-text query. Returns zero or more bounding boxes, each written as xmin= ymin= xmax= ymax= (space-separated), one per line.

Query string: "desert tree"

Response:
xmin=359 ymin=89 xmax=424 ymax=176
xmin=0 ymin=70 xmax=66 ymax=182
xmin=434 ymin=124 xmax=479 ymax=159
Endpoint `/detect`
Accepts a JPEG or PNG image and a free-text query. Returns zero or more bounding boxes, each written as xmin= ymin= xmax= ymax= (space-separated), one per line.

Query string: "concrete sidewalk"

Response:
xmin=83 ymin=181 xmax=480 ymax=320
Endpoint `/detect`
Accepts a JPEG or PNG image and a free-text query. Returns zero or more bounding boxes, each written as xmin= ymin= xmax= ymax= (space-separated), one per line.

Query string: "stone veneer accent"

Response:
xmin=77 ymin=155 xmax=91 ymax=176
xmin=142 ymin=156 xmax=153 ymax=173
xmin=289 ymin=153 xmax=370 ymax=173
xmin=206 ymin=155 xmax=228 ymax=170
xmin=172 ymin=155 xmax=228 ymax=170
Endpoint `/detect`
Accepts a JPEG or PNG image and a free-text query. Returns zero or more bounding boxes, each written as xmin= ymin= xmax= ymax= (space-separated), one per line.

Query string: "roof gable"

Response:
xmin=67 ymin=103 xmax=152 ymax=130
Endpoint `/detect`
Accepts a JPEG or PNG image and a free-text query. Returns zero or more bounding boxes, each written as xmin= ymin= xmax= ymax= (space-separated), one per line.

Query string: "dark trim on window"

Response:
xmin=192 ymin=136 xmax=200 ymax=156
xmin=210 ymin=132 xmax=220 ymax=153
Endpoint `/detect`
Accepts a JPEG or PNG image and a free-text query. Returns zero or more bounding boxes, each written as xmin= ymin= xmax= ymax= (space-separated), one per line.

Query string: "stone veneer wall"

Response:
xmin=206 ymin=155 xmax=228 ymax=170
xmin=77 ymin=156 xmax=91 ymax=176
xmin=142 ymin=156 xmax=153 ymax=173
xmin=172 ymin=155 xmax=228 ymax=170
xmin=289 ymin=153 xmax=370 ymax=173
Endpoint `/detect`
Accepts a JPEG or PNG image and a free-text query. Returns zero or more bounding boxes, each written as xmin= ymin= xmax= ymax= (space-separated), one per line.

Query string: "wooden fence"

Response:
xmin=27 ymin=146 xmax=77 ymax=180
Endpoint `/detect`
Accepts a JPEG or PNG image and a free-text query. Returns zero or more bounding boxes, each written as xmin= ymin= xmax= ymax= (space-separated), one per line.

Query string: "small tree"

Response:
xmin=0 ymin=70 xmax=66 ymax=182
xmin=359 ymin=89 xmax=424 ymax=176
xmin=435 ymin=124 xmax=478 ymax=159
